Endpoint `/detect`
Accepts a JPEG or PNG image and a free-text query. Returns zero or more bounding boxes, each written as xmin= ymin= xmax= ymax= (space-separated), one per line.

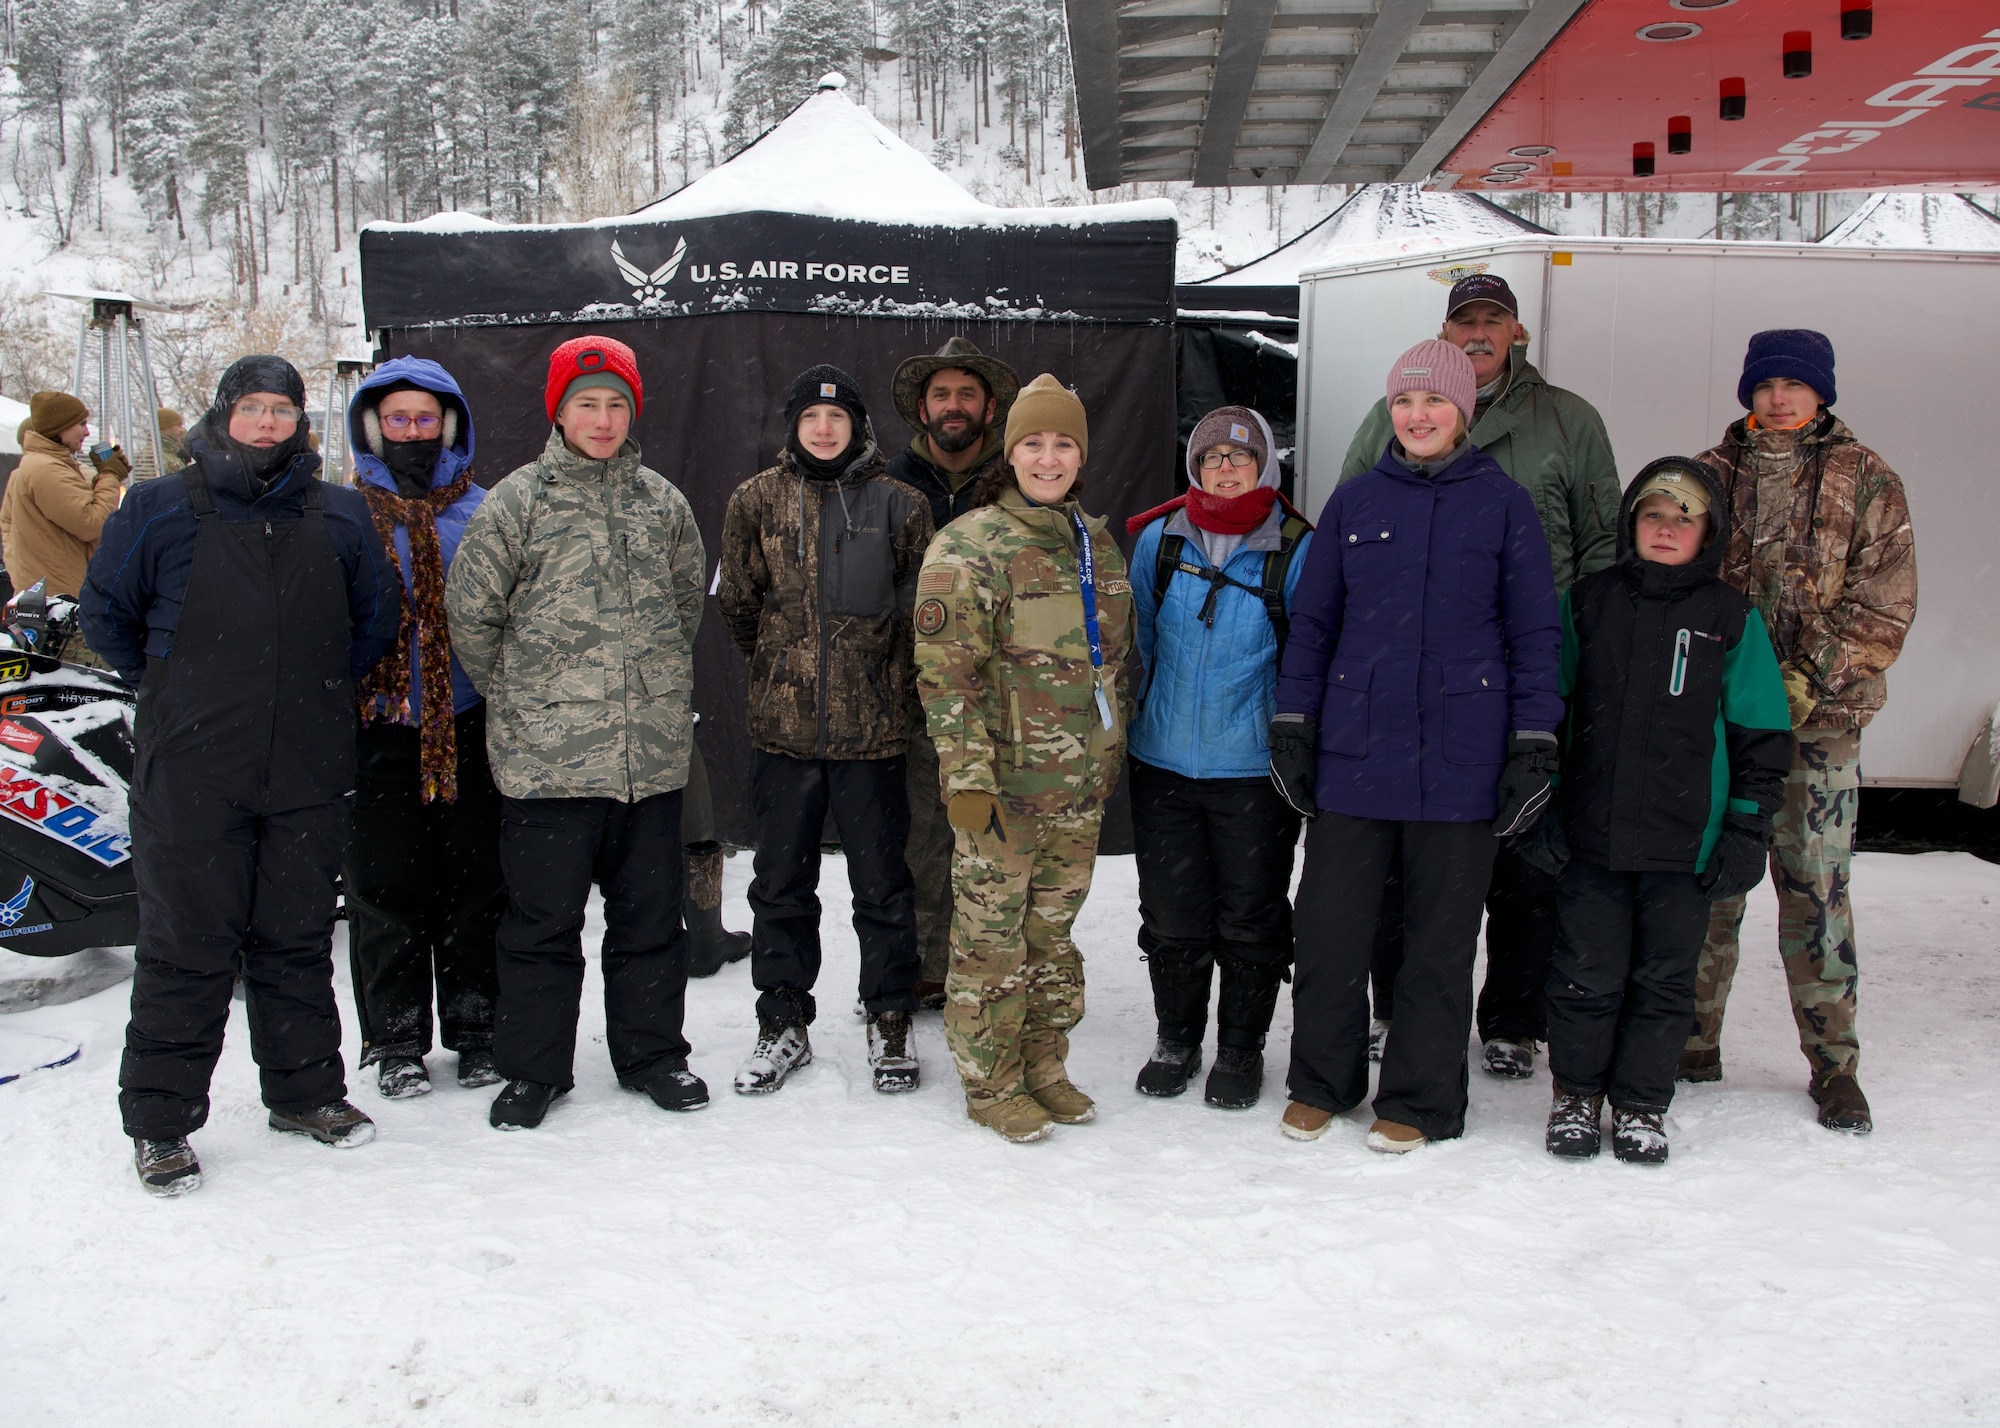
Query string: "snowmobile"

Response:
xmin=0 ymin=582 xmax=138 ymax=958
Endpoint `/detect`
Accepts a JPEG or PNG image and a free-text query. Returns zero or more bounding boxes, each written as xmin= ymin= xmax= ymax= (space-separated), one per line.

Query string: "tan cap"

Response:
xmin=1631 ymin=468 xmax=1711 ymax=517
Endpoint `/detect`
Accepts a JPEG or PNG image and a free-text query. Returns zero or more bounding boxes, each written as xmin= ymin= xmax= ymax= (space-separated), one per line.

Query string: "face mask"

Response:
xmin=382 ymin=436 xmax=443 ymax=496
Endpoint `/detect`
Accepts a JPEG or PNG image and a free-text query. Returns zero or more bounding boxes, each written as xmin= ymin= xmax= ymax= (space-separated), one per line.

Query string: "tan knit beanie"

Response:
xmin=28 ymin=390 xmax=88 ymax=440
xmin=1003 ymin=373 xmax=1088 ymax=463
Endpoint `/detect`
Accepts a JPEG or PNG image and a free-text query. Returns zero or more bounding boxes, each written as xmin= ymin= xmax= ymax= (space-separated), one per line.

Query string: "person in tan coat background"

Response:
xmin=0 ymin=390 xmax=128 ymax=613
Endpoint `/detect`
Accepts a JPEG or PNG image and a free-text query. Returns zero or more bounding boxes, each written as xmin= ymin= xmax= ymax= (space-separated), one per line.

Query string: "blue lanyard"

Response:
xmin=1070 ymin=509 xmax=1114 ymax=730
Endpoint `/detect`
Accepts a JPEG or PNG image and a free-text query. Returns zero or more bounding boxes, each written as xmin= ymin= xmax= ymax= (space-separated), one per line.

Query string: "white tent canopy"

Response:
xmin=1819 ymin=193 xmax=2000 ymax=250
xmin=0 ymin=395 xmax=30 ymax=457
xmin=1193 ymin=183 xmax=1546 ymax=289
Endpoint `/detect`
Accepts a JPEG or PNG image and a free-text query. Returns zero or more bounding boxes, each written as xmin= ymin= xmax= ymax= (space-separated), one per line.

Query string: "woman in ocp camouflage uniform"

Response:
xmin=913 ymin=375 xmax=1133 ymax=1144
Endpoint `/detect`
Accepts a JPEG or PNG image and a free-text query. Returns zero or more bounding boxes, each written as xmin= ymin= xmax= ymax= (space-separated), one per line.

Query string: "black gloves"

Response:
xmin=1268 ymin=713 xmax=1318 ymax=820
xmin=1700 ymin=810 xmax=1773 ymax=902
xmin=1491 ymin=731 xmax=1559 ymax=838
xmin=1509 ymin=804 xmax=1570 ymax=881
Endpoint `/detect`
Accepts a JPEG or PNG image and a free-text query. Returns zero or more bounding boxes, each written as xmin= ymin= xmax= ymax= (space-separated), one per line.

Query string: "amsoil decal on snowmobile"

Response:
xmin=0 ymin=720 xmax=44 ymax=754
xmin=0 ymin=762 xmax=131 ymax=866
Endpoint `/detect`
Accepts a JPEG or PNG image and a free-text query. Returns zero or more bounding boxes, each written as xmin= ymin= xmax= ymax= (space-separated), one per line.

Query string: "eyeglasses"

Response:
xmin=1199 ymin=450 xmax=1257 ymax=470
xmin=233 ymin=401 xmax=302 ymax=424
xmin=382 ymin=413 xmax=442 ymax=434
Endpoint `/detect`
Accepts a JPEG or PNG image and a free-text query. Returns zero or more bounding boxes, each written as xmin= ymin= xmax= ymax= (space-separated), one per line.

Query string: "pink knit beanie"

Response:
xmin=1386 ymin=339 xmax=1477 ymax=430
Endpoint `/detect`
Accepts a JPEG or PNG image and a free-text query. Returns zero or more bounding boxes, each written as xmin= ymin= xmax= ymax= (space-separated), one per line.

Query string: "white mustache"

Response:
xmin=1463 ymin=341 xmax=1497 ymax=355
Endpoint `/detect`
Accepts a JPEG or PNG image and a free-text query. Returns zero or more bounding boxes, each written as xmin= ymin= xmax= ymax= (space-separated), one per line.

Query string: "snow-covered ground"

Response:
xmin=3 ymin=847 xmax=1998 ymax=1426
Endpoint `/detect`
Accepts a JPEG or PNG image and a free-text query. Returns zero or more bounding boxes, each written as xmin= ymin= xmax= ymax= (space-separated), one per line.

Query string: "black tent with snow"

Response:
xmin=359 ymin=79 xmax=1178 ymax=848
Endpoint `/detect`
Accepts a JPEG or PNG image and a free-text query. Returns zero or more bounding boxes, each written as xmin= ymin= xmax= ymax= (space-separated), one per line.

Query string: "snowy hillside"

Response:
xmin=4 ymin=847 xmax=1999 ymax=1424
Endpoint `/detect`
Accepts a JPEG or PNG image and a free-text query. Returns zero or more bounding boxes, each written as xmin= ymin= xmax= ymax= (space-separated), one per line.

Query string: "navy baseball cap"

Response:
xmin=1446 ymin=274 xmax=1519 ymax=319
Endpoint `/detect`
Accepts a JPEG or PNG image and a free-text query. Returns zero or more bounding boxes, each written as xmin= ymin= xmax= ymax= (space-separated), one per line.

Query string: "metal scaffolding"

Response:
xmin=321 ymin=359 xmax=376 ymax=485
xmin=51 ymin=290 xmax=173 ymax=481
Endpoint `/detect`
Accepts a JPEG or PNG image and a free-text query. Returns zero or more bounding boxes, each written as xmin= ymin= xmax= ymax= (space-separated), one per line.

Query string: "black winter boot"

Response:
xmin=1612 ymin=1107 xmax=1670 ymax=1164
xmin=490 ymin=1079 xmax=566 ymax=1130
xmin=1545 ymin=1084 xmax=1605 ymax=1159
xmin=133 ymin=1137 xmax=202 ymax=1197
xmin=1204 ymin=1045 xmax=1265 ymax=1109
xmin=685 ymin=842 xmax=750 ymax=978
xmin=1135 ymin=1038 xmax=1202 ymax=1097
xmin=269 ymin=1099 xmax=376 ymax=1148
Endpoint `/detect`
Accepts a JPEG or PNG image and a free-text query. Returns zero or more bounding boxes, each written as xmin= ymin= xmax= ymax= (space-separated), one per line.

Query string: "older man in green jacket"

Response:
xmin=1339 ymin=274 xmax=1622 ymax=1082
xmin=446 ymin=335 xmax=708 ymax=1131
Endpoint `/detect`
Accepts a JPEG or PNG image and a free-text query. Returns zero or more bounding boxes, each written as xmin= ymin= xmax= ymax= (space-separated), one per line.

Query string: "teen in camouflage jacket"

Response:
xmin=1693 ymin=413 xmax=1915 ymax=732
xmin=445 ymin=426 xmax=706 ymax=801
xmin=718 ymin=445 xmax=933 ymax=759
xmin=914 ymin=481 xmax=1134 ymax=815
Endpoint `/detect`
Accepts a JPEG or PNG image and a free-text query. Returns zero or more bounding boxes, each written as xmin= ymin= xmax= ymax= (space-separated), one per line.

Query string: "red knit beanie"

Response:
xmin=544 ymin=335 xmax=644 ymax=421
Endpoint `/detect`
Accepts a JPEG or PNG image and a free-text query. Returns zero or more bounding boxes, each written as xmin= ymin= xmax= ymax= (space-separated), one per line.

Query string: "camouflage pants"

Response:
xmin=904 ymin=715 xmax=954 ymax=982
xmin=945 ymin=803 xmax=1101 ymax=1107
xmin=1687 ymin=730 xmax=1861 ymax=1078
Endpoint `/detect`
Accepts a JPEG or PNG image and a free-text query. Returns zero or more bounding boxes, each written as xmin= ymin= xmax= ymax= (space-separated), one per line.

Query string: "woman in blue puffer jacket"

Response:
xmin=343 ymin=357 xmax=505 ymax=1100
xmin=1125 ymin=405 xmax=1312 ymax=1110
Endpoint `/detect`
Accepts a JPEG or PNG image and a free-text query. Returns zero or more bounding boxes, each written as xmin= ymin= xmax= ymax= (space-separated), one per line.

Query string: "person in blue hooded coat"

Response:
xmin=1268 ymin=340 xmax=1563 ymax=1154
xmin=343 ymin=358 xmax=505 ymax=1100
xmin=1123 ymin=405 xmax=1312 ymax=1110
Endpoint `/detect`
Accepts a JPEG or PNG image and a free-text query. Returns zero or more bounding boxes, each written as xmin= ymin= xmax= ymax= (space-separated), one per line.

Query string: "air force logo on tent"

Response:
xmin=611 ymin=238 xmax=686 ymax=307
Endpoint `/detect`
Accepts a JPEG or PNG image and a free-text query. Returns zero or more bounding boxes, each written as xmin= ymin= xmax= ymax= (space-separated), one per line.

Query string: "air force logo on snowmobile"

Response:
xmin=0 ymin=875 xmax=33 ymax=928
xmin=611 ymin=238 xmax=687 ymax=307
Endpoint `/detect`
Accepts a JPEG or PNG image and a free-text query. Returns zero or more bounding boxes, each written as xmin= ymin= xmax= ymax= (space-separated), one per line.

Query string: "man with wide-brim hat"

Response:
xmin=886 ymin=336 xmax=1021 ymax=1005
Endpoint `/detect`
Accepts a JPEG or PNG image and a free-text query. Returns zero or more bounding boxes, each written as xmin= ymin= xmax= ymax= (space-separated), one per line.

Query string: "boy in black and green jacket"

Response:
xmin=1531 ymin=457 xmax=1791 ymax=1165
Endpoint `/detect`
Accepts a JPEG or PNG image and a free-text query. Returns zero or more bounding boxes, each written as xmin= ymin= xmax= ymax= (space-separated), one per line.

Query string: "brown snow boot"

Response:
xmin=1677 ymin=1047 xmax=1722 ymax=1083
xmin=967 ymin=1093 xmax=1054 ymax=1143
xmin=1810 ymin=1070 xmax=1873 ymax=1134
xmin=684 ymin=841 xmax=750 ymax=978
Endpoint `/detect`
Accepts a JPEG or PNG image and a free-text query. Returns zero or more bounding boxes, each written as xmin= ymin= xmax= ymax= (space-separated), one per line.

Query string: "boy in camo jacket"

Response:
xmin=913 ymin=374 xmax=1133 ymax=1144
xmin=1680 ymin=329 xmax=1917 ymax=1135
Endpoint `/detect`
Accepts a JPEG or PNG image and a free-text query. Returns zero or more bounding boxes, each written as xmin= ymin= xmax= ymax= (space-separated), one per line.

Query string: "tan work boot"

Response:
xmin=1280 ymin=1101 xmax=1333 ymax=1141
xmin=1366 ymin=1118 xmax=1428 ymax=1153
xmin=967 ymin=1093 xmax=1055 ymax=1143
xmin=1676 ymin=1047 xmax=1722 ymax=1084
xmin=1030 ymin=1080 xmax=1095 ymax=1124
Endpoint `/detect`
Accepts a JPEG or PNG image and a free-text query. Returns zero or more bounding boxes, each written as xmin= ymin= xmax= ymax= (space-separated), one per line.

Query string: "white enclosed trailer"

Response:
xmin=1295 ymin=235 xmax=2000 ymax=795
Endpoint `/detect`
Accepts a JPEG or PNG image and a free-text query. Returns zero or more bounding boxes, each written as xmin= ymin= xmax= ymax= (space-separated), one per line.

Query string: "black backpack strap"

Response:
xmin=1154 ymin=531 xmax=1186 ymax=606
xmin=1259 ymin=515 xmax=1312 ymax=660
xmin=180 ymin=466 xmax=216 ymax=517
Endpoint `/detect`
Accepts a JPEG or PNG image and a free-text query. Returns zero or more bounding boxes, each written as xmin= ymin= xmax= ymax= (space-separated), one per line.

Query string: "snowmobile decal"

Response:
xmin=0 ymin=762 xmax=131 ymax=866
xmin=0 ymin=720 xmax=44 ymax=754
xmin=0 ymin=876 xmax=34 ymax=927
xmin=0 ymin=654 xmax=27 ymax=684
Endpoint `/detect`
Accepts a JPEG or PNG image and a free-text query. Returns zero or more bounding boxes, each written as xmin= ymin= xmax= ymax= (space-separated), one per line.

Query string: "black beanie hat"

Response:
xmin=784 ymin=365 xmax=868 ymax=431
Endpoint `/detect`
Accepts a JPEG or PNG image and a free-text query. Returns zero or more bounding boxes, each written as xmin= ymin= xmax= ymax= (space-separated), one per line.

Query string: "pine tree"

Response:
xmin=122 ymin=0 xmax=198 ymax=238
xmin=16 ymin=0 xmax=82 ymax=167
xmin=612 ymin=0 xmax=693 ymax=194
xmin=721 ymin=0 xmax=867 ymax=151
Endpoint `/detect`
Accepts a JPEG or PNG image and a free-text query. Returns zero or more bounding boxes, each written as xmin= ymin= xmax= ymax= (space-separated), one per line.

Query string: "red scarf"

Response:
xmin=1125 ymin=485 xmax=1307 ymax=537
xmin=356 ymin=470 xmax=474 ymax=803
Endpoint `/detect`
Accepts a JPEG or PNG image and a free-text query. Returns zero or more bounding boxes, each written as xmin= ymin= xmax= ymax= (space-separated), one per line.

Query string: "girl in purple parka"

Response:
xmin=1268 ymin=340 xmax=1563 ymax=1152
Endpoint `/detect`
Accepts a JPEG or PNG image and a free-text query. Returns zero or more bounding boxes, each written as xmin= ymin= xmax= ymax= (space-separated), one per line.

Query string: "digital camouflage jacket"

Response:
xmin=1694 ymin=414 xmax=1916 ymax=732
xmin=717 ymin=447 xmax=933 ymax=761
xmin=914 ymin=485 xmax=1135 ymax=817
xmin=444 ymin=428 xmax=706 ymax=801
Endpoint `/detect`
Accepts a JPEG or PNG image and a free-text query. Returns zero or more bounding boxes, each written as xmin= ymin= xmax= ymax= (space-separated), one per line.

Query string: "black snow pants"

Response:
xmin=119 ymin=471 xmax=357 ymax=1139
xmin=1130 ymin=759 xmax=1300 ymax=1051
xmin=1545 ymin=859 xmax=1710 ymax=1113
xmin=344 ymin=705 xmax=504 ymax=1067
xmin=747 ymin=749 xmax=919 ymax=1027
xmin=492 ymin=790 xmax=688 ymax=1090
xmin=1370 ymin=839 xmax=1557 ymax=1044
xmin=1289 ymin=812 xmax=1497 ymax=1141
